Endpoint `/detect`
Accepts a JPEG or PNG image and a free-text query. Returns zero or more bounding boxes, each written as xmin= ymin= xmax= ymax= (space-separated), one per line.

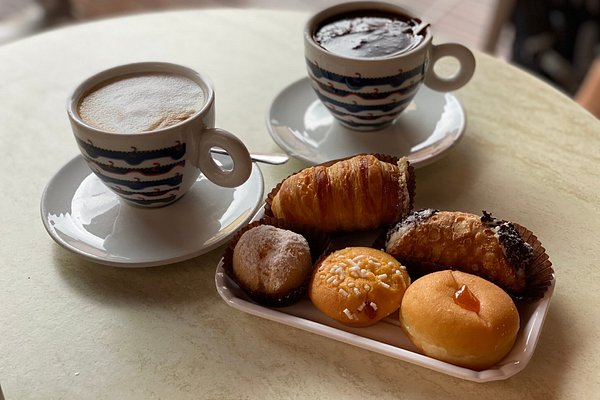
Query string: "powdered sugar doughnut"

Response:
xmin=232 ymin=225 xmax=313 ymax=300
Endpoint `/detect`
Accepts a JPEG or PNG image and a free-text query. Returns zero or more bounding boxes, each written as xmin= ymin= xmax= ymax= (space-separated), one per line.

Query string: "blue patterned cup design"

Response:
xmin=68 ymin=62 xmax=252 ymax=208
xmin=304 ymin=1 xmax=476 ymax=131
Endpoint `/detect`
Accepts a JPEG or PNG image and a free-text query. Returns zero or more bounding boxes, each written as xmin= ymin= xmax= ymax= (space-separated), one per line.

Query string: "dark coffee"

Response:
xmin=314 ymin=10 xmax=425 ymax=58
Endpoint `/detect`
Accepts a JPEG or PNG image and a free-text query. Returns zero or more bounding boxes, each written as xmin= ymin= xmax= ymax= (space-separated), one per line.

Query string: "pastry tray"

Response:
xmin=214 ymin=209 xmax=555 ymax=382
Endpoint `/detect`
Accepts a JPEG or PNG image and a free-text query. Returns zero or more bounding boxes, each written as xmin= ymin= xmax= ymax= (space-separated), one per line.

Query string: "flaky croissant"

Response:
xmin=385 ymin=210 xmax=533 ymax=294
xmin=268 ymin=155 xmax=414 ymax=232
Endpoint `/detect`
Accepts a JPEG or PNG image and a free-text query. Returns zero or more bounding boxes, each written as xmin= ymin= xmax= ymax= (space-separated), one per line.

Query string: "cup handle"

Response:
xmin=423 ymin=43 xmax=476 ymax=92
xmin=197 ymin=128 xmax=252 ymax=188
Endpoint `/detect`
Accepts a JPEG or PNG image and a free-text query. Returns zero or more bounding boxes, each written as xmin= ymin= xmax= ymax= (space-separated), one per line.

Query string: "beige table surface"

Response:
xmin=1 ymin=7 xmax=600 ymax=400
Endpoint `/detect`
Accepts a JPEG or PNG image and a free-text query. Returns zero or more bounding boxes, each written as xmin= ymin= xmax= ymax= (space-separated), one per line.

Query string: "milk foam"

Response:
xmin=78 ymin=72 xmax=205 ymax=133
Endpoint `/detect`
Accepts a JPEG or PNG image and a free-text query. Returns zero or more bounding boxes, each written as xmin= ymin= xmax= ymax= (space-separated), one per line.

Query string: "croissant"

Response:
xmin=268 ymin=155 xmax=414 ymax=232
xmin=385 ymin=210 xmax=533 ymax=294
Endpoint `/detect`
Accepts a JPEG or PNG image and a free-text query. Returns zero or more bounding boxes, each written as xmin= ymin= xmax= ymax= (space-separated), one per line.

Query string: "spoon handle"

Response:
xmin=210 ymin=148 xmax=289 ymax=165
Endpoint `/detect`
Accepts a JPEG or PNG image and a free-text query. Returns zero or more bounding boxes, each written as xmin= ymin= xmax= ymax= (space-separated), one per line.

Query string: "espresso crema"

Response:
xmin=314 ymin=11 xmax=425 ymax=58
xmin=78 ymin=72 xmax=205 ymax=133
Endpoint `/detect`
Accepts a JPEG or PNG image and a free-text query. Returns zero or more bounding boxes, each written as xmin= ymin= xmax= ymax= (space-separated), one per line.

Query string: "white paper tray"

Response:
xmin=214 ymin=211 xmax=555 ymax=382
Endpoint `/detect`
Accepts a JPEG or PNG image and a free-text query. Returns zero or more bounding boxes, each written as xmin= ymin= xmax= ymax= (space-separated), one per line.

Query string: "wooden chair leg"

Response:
xmin=575 ymin=57 xmax=600 ymax=118
xmin=483 ymin=0 xmax=516 ymax=53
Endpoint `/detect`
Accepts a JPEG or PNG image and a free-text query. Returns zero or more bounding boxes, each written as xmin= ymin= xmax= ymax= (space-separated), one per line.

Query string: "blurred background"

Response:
xmin=2 ymin=0 xmax=599 ymax=117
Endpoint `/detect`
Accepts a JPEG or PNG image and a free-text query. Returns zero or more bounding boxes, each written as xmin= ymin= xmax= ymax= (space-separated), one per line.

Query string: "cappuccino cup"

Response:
xmin=304 ymin=1 xmax=476 ymax=131
xmin=67 ymin=62 xmax=252 ymax=208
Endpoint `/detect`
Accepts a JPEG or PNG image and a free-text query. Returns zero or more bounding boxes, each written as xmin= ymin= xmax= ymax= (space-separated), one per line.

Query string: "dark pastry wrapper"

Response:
xmin=222 ymin=217 xmax=332 ymax=308
xmin=264 ymin=153 xmax=416 ymax=225
xmin=382 ymin=210 xmax=554 ymax=302
xmin=512 ymin=222 xmax=554 ymax=301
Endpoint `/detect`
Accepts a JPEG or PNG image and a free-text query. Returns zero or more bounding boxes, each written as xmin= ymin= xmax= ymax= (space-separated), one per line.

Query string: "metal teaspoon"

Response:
xmin=210 ymin=148 xmax=289 ymax=165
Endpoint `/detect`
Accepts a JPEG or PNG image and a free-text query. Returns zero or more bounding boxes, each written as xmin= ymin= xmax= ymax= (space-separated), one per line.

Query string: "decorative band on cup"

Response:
xmin=306 ymin=59 xmax=426 ymax=91
xmin=76 ymin=137 xmax=187 ymax=207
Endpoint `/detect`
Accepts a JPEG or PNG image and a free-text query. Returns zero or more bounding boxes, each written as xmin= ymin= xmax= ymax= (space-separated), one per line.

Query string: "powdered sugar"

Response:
xmin=233 ymin=225 xmax=312 ymax=294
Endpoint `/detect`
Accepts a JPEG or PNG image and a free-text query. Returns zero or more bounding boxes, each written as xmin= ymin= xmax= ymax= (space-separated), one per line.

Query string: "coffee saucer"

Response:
xmin=267 ymin=77 xmax=466 ymax=167
xmin=40 ymin=154 xmax=264 ymax=267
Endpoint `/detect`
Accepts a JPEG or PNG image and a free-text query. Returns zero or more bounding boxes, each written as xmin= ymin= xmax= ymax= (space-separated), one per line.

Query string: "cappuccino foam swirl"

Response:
xmin=78 ymin=72 xmax=205 ymax=133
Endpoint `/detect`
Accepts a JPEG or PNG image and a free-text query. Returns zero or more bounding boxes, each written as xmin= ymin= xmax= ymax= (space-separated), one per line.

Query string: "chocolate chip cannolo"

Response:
xmin=385 ymin=210 xmax=535 ymax=295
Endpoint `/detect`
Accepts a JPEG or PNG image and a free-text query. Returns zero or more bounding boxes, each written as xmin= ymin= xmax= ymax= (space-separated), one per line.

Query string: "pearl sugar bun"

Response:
xmin=309 ymin=247 xmax=410 ymax=327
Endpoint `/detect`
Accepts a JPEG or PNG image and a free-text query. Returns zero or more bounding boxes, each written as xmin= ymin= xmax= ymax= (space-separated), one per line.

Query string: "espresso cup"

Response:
xmin=304 ymin=1 xmax=476 ymax=131
xmin=67 ymin=62 xmax=252 ymax=208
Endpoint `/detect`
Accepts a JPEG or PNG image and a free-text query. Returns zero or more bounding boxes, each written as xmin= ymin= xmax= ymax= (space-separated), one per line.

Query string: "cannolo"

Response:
xmin=385 ymin=209 xmax=533 ymax=294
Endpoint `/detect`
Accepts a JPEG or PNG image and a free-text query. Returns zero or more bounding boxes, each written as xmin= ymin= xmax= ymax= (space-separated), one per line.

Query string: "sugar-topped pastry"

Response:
xmin=309 ymin=247 xmax=410 ymax=327
xmin=385 ymin=209 xmax=534 ymax=295
xmin=233 ymin=225 xmax=313 ymax=304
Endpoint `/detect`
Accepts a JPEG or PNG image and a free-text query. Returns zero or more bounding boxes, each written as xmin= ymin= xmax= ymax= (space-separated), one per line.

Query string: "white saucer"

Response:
xmin=267 ymin=77 xmax=466 ymax=167
xmin=41 ymin=154 xmax=264 ymax=267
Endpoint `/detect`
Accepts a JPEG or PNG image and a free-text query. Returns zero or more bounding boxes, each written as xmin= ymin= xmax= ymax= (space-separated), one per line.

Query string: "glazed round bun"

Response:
xmin=400 ymin=270 xmax=520 ymax=370
xmin=309 ymin=247 xmax=410 ymax=327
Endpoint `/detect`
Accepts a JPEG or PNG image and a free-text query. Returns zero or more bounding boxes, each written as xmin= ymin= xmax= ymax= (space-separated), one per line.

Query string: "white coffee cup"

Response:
xmin=304 ymin=1 xmax=476 ymax=131
xmin=67 ymin=62 xmax=252 ymax=208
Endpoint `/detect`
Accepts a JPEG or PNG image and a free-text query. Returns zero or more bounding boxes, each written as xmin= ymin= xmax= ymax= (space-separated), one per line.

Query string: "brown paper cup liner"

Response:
xmin=264 ymin=153 xmax=416 ymax=226
xmin=513 ymin=223 xmax=555 ymax=301
xmin=222 ymin=217 xmax=332 ymax=307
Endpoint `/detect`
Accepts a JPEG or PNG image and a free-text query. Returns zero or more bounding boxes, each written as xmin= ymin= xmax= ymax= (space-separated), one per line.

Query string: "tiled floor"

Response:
xmin=0 ymin=0 xmax=513 ymax=58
